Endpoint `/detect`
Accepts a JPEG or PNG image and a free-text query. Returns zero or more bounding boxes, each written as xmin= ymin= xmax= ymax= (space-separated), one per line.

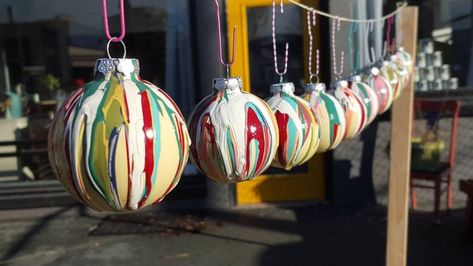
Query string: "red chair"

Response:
xmin=410 ymin=99 xmax=461 ymax=221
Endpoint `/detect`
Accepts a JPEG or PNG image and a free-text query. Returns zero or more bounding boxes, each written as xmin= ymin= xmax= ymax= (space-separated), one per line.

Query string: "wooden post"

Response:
xmin=386 ymin=6 xmax=418 ymax=266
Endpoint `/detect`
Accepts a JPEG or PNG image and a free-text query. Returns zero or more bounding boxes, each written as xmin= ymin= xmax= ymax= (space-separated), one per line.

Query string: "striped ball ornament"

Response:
xmin=329 ymin=80 xmax=367 ymax=140
xmin=364 ymin=67 xmax=394 ymax=114
xmin=380 ymin=60 xmax=402 ymax=100
xmin=395 ymin=47 xmax=414 ymax=77
xmin=188 ymin=78 xmax=279 ymax=183
xmin=348 ymin=75 xmax=379 ymax=125
xmin=302 ymin=82 xmax=346 ymax=153
xmin=48 ymin=58 xmax=190 ymax=211
xmin=267 ymin=82 xmax=320 ymax=170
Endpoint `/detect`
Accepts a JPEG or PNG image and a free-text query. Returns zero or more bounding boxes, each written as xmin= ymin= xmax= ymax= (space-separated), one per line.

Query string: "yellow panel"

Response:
xmin=227 ymin=0 xmax=325 ymax=204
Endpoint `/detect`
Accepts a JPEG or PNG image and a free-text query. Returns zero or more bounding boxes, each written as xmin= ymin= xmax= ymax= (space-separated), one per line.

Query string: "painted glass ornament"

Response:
xmin=396 ymin=47 xmax=413 ymax=75
xmin=188 ymin=78 xmax=278 ymax=183
xmin=393 ymin=49 xmax=413 ymax=88
xmin=380 ymin=60 xmax=402 ymax=100
xmin=302 ymin=82 xmax=346 ymax=153
xmin=48 ymin=58 xmax=191 ymax=211
xmin=348 ymin=75 xmax=379 ymax=125
xmin=392 ymin=55 xmax=409 ymax=96
xmin=364 ymin=67 xmax=394 ymax=114
xmin=329 ymin=80 xmax=367 ymax=140
xmin=267 ymin=82 xmax=320 ymax=170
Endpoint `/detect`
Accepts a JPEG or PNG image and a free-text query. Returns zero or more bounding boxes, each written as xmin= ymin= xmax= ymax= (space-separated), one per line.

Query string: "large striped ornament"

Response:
xmin=302 ymin=83 xmax=346 ymax=153
xmin=48 ymin=58 xmax=190 ymax=211
xmin=380 ymin=60 xmax=402 ymax=100
xmin=329 ymin=80 xmax=367 ymax=140
xmin=188 ymin=78 xmax=278 ymax=183
xmin=364 ymin=67 xmax=394 ymax=114
xmin=267 ymin=83 xmax=320 ymax=170
xmin=348 ymin=75 xmax=379 ymax=125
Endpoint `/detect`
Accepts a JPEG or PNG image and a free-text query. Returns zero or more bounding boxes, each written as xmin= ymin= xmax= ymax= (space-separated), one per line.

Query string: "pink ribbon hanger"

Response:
xmin=102 ymin=0 xmax=126 ymax=42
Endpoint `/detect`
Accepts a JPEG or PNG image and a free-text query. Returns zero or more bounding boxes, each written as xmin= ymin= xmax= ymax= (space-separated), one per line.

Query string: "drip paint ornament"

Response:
xmin=364 ymin=67 xmax=394 ymax=114
xmin=329 ymin=80 xmax=367 ymax=140
xmin=48 ymin=58 xmax=191 ymax=211
xmin=267 ymin=83 xmax=320 ymax=169
xmin=380 ymin=57 xmax=407 ymax=100
xmin=302 ymin=82 xmax=346 ymax=153
xmin=395 ymin=47 xmax=413 ymax=76
xmin=188 ymin=78 xmax=278 ymax=182
xmin=348 ymin=75 xmax=379 ymax=125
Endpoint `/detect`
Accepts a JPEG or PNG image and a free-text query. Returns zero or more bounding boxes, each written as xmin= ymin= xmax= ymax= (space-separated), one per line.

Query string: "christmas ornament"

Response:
xmin=396 ymin=47 xmax=413 ymax=74
xmin=329 ymin=80 xmax=367 ymax=140
xmin=380 ymin=60 xmax=402 ymax=100
xmin=392 ymin=55 xmax=409 ymax=96
xmin=364 ymin=67 xmax=394 ymax=114
xmin=187 ymin=0 xmax=278 ymax=182
xmin=188 ymin=78 xmax=278 ymax=182
xmin=348 ymin=75 xmax=379 ymax=125
xmin=302 ymin=82 xmax=346 ymax=152
xmin=267 ymin=82 xmax=319 ymax=169
xmin=48 ymin=58 xmax=190 ymax=211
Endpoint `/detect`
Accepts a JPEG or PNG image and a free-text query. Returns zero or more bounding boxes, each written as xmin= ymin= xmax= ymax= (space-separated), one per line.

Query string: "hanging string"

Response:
xmin=272 ymin=0 xmax=289 ymax=83
xmin=288 ymin=0 xmax=407 ymax=23
xmin=102 ymin=0 xmax=126 ymax=42
xmin=307 ymin=10 xmax=319 ymax=83
xmin=331 ymin=17 xmax=344 ymax=78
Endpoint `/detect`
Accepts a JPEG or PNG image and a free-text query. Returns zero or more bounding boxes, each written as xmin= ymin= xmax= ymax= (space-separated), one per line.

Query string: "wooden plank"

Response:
xmin=386 ymin=6 xmax=418 ymax=266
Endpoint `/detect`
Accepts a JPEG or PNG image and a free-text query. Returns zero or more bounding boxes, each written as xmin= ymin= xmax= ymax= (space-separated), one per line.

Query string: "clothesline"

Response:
xmin=288 ymin=0 xmax=407 ymax=23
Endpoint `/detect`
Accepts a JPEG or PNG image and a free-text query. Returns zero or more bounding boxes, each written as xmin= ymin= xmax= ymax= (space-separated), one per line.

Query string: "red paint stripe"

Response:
xmin=64 ymin=89 xmax=83 ymax=124
xmin=138 ymin=91 xmax=154 ymax=208
xmin=275 ymin=111 xmax=289 ymax=166
xmin=188 ymin=95 xmax=217 ymax=172
xmin=246 ymin=107 xmax=266 ymax=174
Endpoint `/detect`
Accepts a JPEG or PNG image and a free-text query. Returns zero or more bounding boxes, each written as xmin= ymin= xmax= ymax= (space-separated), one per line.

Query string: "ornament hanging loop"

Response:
xmin=309 ymin=74 xmax=319 ymax=85
xmin=214 ymin=0 xmax=236 ymax=79
xmin=102 ymin=0 xmax=126 ymax=43
xmin=106 ymin=38 xmax=127 ymax=59
xmin=273 ymin=0 xmax=289 ymax=83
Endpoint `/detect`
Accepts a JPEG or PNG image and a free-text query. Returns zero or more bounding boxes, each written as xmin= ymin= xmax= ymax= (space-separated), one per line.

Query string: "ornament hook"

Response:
xmin=102 ymin=0 xmax=126 ymax=43
xmin=214 ymin=0 xmax=236 ymax=79
xmin=366 ymin=22 xmax=376 ymax=67
xmin=331 ymin=17 xmax=344 ymax=79
xmin=272 ymin=0 xmax=289 ymax=83
xmin=307 ymin=10 xmax=319 ymax=84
